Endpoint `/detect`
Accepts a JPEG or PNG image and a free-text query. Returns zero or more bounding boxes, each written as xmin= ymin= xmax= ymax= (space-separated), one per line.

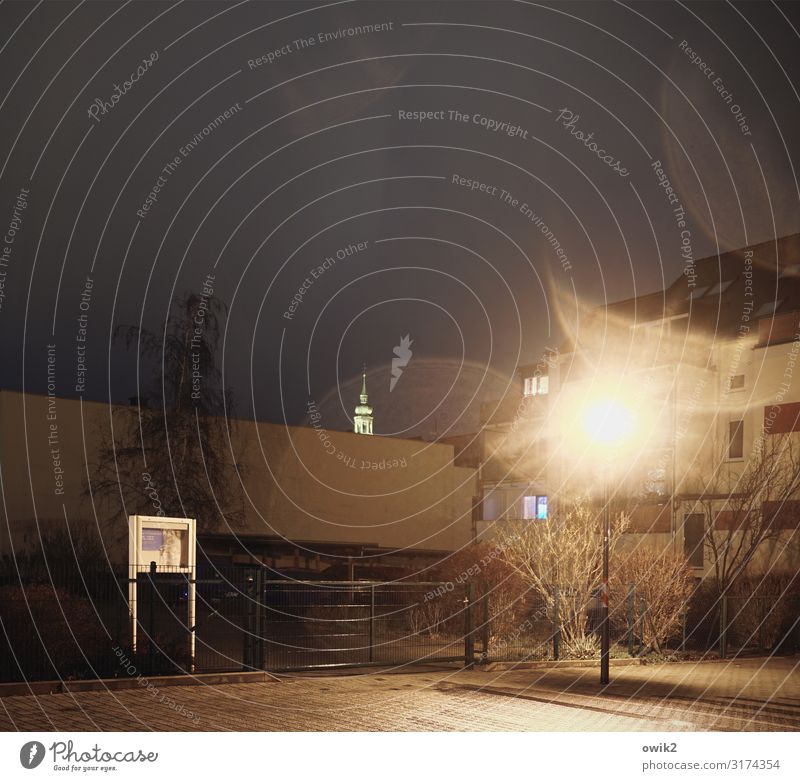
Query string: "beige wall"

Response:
xmin=242 ymin=419 xmax=477 ymax=550
xmin=0 ymin=390 xmax=477 ymax=565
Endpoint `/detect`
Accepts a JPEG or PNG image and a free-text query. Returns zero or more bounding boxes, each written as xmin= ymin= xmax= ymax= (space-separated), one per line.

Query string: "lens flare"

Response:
xmin=582 ymin=397 xmax=634 ymax=445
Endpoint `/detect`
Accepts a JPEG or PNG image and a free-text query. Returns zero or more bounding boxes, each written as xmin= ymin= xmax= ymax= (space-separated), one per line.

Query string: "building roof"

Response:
xmin=610 ymin=233 xmax=800 ymax=336
xmin=562 ymin=233 xmax=800 ymax=356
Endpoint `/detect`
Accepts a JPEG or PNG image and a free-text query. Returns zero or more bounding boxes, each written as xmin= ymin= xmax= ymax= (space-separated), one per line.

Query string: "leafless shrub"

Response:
xmin=612 ymin=547 xmax=694 ymax=653
xmin=501 ymin=499 xmax=629 ymax=658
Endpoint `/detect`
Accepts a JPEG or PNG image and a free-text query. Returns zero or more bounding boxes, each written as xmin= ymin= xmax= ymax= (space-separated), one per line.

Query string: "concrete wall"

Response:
xmin=0 ymin=390 xmax=477 ymax=565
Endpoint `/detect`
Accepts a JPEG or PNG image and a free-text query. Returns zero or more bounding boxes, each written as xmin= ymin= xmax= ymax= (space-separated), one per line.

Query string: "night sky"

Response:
xmin=1 ymin=0 xmax=798 ymax=437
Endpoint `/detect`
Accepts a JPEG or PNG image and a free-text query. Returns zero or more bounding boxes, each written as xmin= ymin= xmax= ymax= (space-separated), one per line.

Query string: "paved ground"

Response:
xmin=1 ymin=657 xmax=798 ymax=731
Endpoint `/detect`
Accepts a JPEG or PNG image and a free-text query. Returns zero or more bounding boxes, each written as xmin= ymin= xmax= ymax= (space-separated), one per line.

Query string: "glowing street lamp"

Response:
xmin=581 ymin=395 xmax=636 ymax=686
xmin=582 ymin=398 xmax=635 ymax=445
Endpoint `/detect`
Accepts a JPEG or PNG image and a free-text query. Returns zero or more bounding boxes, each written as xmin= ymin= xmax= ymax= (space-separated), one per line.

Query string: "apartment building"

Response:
xmin=475 ymin=233 xmax=800 ymax=579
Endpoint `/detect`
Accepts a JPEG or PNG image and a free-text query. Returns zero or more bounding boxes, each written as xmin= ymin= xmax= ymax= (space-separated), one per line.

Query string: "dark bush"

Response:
xmin=0 ymin=583 xmax=115 ymax=682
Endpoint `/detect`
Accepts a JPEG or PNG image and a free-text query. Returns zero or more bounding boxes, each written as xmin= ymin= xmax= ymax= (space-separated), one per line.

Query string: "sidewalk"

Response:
xmin=0 ymin=656 xmax=797 ymax=731
xmin=451 ymin=655 xmax=800 ymax=730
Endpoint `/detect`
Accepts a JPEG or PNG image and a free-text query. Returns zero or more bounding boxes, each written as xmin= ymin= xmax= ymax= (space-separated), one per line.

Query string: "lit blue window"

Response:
xmin=536 ymin=496 xmax=548 ymax=520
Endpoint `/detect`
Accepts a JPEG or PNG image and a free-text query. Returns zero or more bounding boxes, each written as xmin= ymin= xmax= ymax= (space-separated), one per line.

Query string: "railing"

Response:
xmin=2 ymin=561 xmax=798 ymax=683
xmin=0 ymin=563 xmax=473 ymax=682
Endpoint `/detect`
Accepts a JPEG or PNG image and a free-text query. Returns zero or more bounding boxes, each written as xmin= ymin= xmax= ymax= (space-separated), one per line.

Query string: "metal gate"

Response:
xmin=190 ymin=569 xmax=471 ymax=673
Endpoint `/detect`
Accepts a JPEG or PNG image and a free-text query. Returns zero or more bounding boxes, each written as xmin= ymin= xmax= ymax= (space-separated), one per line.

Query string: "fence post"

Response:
xmin=188 ymin=570 xmax=196 ymax=674
xmin=481 ymin=584 xmax=490 ymax=663
xmin=256 ymin=567 xmax=264 ymax=670
xmin=148 ymin=560 xmax=156 ymax=673
xmin=369 ymin=585 xmax=375 ymax=664
xmin=680 ymin=609 xmax=687 ymax=653
xmin=626 ymin=585 xmax=635 ymax=656
xmin=719 ymin=595 xmax=728 ymax=659
xmin=552 ymin=586 xmax=560 ymax=661
xmin=464 ymin=582 xmax=475 ymax=667
xmin=244 ymin=573 xmax=255 ymax=670
xmin=638 ymin=596 xmax=647 ymax=653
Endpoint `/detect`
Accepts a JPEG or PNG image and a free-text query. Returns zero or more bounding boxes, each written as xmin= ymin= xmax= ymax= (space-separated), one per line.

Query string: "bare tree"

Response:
xmin=612 ymin=547 xmax=694 ymax=654
xmin=88 ymin=292 xmax=247 ymax=532
xmin=501 ymin=500 xmax=629 ymax=657
xmin=690 ymin=432 xmax=800 ymax=596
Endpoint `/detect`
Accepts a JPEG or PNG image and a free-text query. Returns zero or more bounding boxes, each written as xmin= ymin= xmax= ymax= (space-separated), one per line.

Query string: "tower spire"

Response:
xmin=354 ymin=364 xmax=374 ymax=435
xmin=360 ymin=363 xmax=368 ymax=402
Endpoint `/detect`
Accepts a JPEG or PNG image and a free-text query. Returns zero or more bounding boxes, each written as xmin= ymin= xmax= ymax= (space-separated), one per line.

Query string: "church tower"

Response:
xmin=353 ymin=366 xmax=373 ymax=435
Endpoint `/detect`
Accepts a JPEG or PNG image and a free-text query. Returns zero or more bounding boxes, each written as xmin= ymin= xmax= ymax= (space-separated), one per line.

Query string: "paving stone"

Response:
xmin=0 ymin=656 xmax=796 ymax=731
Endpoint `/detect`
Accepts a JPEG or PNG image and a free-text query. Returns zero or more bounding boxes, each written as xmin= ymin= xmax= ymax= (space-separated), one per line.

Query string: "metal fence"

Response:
xmin=478 ymin=585 xmax=800 ymax=662
xmin=0 ymin=565 xmax=130 ymax=683
xmin=191 ymin=571 xmax=473 ymax=672
xmin=474 ymin=586 xmax=556 ymax=662
xmin=3 ymin=562 xmax=799 ymax=683
xmin=0 ymin=563 xmax=473 ymax=682
xmin=255 ymin=579 xmax=467 ymax=671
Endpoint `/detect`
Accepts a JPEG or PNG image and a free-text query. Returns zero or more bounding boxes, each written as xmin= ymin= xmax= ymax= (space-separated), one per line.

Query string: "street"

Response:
xmin=1 ymin=657 xmax=797 ymax=732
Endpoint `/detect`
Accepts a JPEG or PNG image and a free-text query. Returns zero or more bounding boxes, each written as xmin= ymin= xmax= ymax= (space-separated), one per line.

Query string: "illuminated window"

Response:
xmin=538 ymin=376 xmax=549 ymax=395
xmin=522 ymin=495 xmax=537 ymax=520
xmin=486 ymin=487 xmax=547 ymax=521
xmin=728 ymin=419 xmax=744 ymax=460
xmin=521 ymin=495 xmax=548 ymax=520
xmin=536 ymin=496 xmax=548 ymax=520
xmin=523 ymin=376 xmax=549 ymax=397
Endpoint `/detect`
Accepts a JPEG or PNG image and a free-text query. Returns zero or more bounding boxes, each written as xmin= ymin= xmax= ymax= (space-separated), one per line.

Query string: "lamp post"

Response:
xmin=601 ymin=473 xmax=610 ymax=685
xmin=581 ymin=396 xmax=635 ymax=686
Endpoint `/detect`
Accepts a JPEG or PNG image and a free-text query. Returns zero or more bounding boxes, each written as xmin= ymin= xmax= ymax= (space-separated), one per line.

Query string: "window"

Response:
xmin=522 ymin=495 xmax=537 ymax=520
xmin=683 ymin=514 xmax=705 ymax=568
xmin=520 ymin=495 xmax=548 ymax=520
xmin=538 ymin=376 xmax=549 ymax=395
xmin=482 ymin=491 xmax=502 ymax=521
xmin=644 ymin=466 xmax=667 ymax=497
xmin=729 ymin=374 xmax=745 ymax=390
xmin=689 ymin=285 xmax=711 ymax=300
xmin=485 ymin=486 xmax=547 ymax=521
xmin=707 ymin=279 xmax=735 ymax=296
xmin=728 ymin=419 xmax=744 ymax=459
xmin=523 ymin=375 xmax=549 ymax=397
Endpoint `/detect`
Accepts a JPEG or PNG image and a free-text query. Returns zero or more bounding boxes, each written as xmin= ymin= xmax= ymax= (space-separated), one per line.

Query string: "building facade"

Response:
xmin=476 ymin=234 xmax=800 ymax=580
